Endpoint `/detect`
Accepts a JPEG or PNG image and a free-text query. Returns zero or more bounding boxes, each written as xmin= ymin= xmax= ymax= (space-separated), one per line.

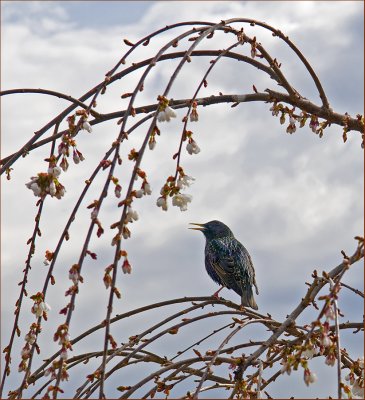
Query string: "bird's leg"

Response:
xmin=212 ymin=286 xmax=224 ymax=299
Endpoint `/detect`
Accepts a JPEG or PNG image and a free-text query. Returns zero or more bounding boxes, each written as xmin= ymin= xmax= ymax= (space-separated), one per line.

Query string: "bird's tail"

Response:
xmin=241 ymin=287 xmax=258 ymax=310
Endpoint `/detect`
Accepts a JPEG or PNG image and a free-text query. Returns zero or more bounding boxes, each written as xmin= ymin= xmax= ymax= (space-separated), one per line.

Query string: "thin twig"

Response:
xmin=329 ymin=277 xmax=342 ymax=399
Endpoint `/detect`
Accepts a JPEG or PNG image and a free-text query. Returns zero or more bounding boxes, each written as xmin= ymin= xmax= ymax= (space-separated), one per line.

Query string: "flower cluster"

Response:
xmin=280 ymin=354 xmax=317 ymax=387
xmin=269 ymin=101 xmax=330 ymax=139
xmin=58 ymin=128 xmax=86 ymax=172
xmin=269 ymin=102 xmax=282 ymax=117
xmin=286 ymin=116 xmax=297 ymax=134
xmin=303 ymin=368 xmax=317 ymax=386
xmin=69 ymin=264 xmax=83 ymax=285
xmin=317 ymin=293 xmax=338 ymax=357
xmin=172 ymin=193 xmax=192 ymax=211
xmin=133 ymin=169 xmax=152 ymax=198
xmin=87 ymin=200 xmax=100 ymax=220
xmin=26 ymin=166 xmax=65 ymax=199
xmin=157 ymin=95 xmax=176 ymax=122
xmin=121 ymin=252 xmax=132 ymax=274
xmin=176 ymin=174 xmax=195 ymax=189
xmin=126 ymin=206 xmax=139 ymax=223
xmin=148 ymin=125 xmax=160 ymax=150
xmin=157 ymin=167 xmax=194 ymax=212
xmin=183 ymin=130 xmax=201 ymax=155
xmin=74 ymin=108 xmax=93 ymax=134
xmin=30 ymin=292 xmax=51 ymax=320
xmin=344 ymin=357 xmax=364 ymax=398
xmin=53 ymin=324 xmax=72 ymax=362
xmin=18 ymin=323 xmax=41 ymax=372
xmin=309 ymin=115 xmax=319 ymax=133
xmin=280 ymin=340 xmax=320 ymax=388
xmin=301 ymin=342 xmax=319 ymax=360
xmin=250 ymin=37 xmax=257 ymax=58
xmin=111 ymin=176 xmax=122 ymax=198
xmin=186 ymin=139 xmax=201 ymax=155
xmin=43 ymin=250 xmax=54 ymax=266
xmin=44 ymin=359 xmax=69 ymax=382
xmin=103 ymin=265 xmax=113 ymax=289
xmin=190 ymin=101 xmax=199 ymax=122
xmin=86 ymin=199 xmax=105 ymax=238
xmin=82 ymin=120 xmax=92 ymax=133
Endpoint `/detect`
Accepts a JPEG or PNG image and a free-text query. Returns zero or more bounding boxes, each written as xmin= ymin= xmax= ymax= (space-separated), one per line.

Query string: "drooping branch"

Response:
xmin=2 ymin=16 xmax=363 ymax=400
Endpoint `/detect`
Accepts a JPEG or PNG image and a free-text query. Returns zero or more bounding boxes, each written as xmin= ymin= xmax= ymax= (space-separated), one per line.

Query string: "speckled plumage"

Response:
xmin=190 ymin=220 xmax=259 ymax=309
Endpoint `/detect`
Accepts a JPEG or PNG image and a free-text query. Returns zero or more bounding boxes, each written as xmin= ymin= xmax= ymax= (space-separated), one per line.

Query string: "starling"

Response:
xmin=190 ymin=220 xmax=259 ymax=309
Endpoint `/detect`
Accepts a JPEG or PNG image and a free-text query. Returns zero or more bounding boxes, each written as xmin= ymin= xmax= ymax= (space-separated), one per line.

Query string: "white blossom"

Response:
xmin=126 ymin=207 xmax=139 ymax=222
xmin=55 ymin=186 xmax=66 ymax=199
xmin=122 ymin=229 xmax=131 ymax=240
xmin=49 ymin=182 xmax=56 ymax=196
xmin=325 ymin=305 xmax=335 ymax=321
xmin=143 ymin=182 xmax=152 ymax=195
xmin=325 ymin=352 xmax=336 ymax=366
xmin=304 ymin=369 xmax=317 ymax=386
xmin=135 ymin=189 xmax=144 ymax=198
xmin=149 ymin=140 xmax=156 ymax=150
xmin=18 ymin=364 xmax=26 ymax=373
xmin=186 ymin=140 xmax=201 ymax=155
xmin=115 ymin=186 xmax=122 ymax=198
xmin=60 ymin=349 xmax=68 ymax=360
xmin=48 ymin=166 xmax=61 ymax=177
xmin=32 ymin=304 xmax=43 ymax=318
xmin=26 ymin=180 xmax=42 ymax=197
xmin=32 ymin=301 xmax=51 ymax=318
xmin=41 ymin=302 xmax=51 ymax=313
xmin=157 ymin=106 xmax=176 ymax=122
xmin=302 ymin=346 xmax=317 ymax=359
xmin=172 ymin=193 xmax=192 ymax=211
xmin=176 ymin=175 xmax=195 ymax=189
xmin=270 ymin=105 xmax=279 ymax=116
xmin=345 ymin=372 xmax=355 ymax=385
xmin=156 ymin=196 xmax=168 ymax=211
xmin=91 ymin=209 xmax=98 ymax=220
xmin=190 ymin=109 xmax=199 ymax=122
xmin=25 ymin=333 xmax=36 ymax=345
xmin=73 ymin=152 xmax=80 ymax=164
xmin=21 ymin=347 xmax=30 ymax=357
xmin=320 ymin=334 xmax=332 ymax=347
xmin=280 ymin=360 xmax=291 ymax=375
xmin=69 ymin=271 xmax=80 ymax=285
xmin=82 ymin=121 xmax=92 ymax=133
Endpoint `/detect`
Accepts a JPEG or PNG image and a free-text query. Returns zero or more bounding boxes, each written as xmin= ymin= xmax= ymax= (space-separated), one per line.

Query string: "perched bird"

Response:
xmin=190 ymin=220 xmax=259 ymax=310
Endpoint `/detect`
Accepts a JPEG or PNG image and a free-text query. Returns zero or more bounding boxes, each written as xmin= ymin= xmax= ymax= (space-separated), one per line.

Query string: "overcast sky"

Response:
xmin=1 ymin=1 xmax=364 ymax=398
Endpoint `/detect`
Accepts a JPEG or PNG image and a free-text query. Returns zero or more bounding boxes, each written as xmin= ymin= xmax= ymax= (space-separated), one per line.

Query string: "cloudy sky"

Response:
xmin=1 ymin=1 xmax=364 ymax=398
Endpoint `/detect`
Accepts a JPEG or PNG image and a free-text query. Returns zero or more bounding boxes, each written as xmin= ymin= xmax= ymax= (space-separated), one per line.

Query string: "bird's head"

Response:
xmin=189 ymin=220 xmax=233 ymax=240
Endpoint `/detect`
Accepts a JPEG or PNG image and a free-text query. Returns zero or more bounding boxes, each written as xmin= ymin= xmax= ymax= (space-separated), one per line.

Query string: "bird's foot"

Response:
xmin=212 ymin=286 xmax=224 ymax=299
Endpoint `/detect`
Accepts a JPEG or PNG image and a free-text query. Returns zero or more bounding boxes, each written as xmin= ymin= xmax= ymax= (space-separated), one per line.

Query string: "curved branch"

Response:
xmin=230 ymin=243 xmax=364 ymax=397
xmin=222 ymin=17 xmax=331 ymax=108
xmin=0 ymin=89 xmax=95 ymax=112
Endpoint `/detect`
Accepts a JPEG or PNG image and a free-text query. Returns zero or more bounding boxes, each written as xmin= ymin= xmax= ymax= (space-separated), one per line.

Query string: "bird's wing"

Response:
xmin=235 ymin=241 xmax=259 ymax=295
xmin=206 ymin=239 xmax=241 ymax=290
xmin=204 ymin=252 xmax=223 ymax=285
xmin=207 ymin=238 xmax=258 ymax=295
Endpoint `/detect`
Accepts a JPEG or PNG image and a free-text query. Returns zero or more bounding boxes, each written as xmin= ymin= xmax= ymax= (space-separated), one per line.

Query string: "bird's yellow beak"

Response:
xmin=189 ymin=223 xmax=206 ymax=231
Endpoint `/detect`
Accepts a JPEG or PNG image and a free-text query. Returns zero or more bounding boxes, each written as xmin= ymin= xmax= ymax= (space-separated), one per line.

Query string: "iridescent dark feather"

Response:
xmin=191 ymin=220 xmax=259 ymax=309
